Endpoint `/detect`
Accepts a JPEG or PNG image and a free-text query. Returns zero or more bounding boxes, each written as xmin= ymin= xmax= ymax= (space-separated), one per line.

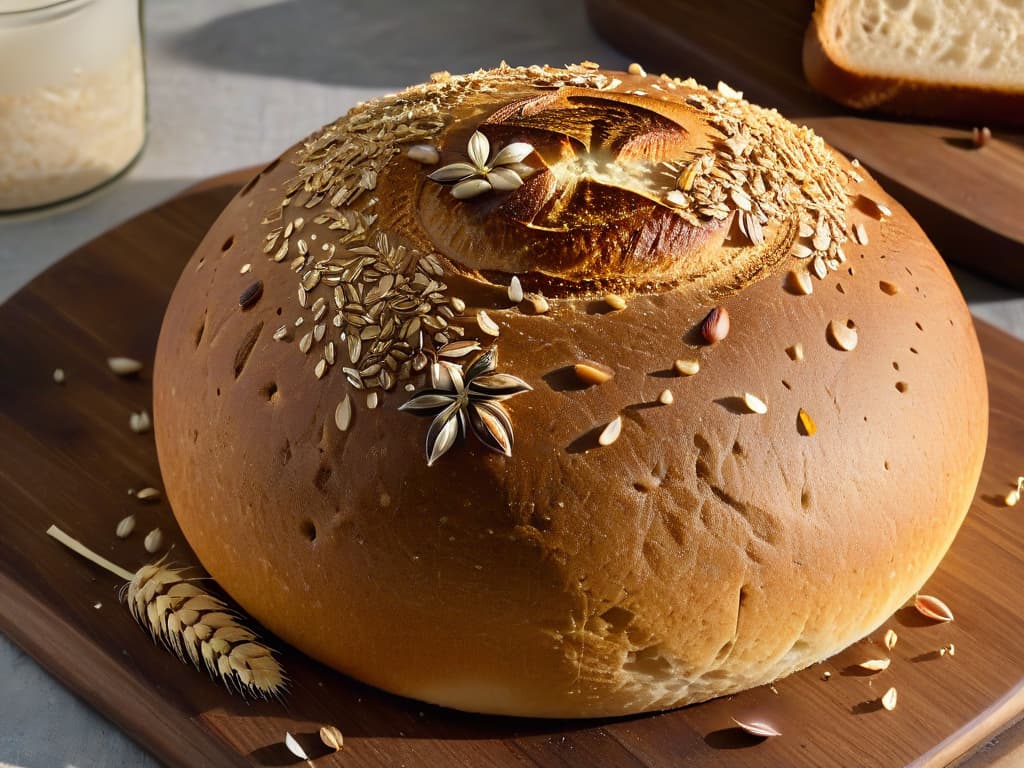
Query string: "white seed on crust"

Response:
xmin=828 ymin=320 xmax=858 ymax=351
xmin=598 ymin=416 xmax=623 ymax=446
xmin=742 ymin=392 xmax=768 ymax=414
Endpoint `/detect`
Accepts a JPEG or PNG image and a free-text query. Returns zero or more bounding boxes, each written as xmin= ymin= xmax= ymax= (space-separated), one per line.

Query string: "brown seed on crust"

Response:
xmin=574 ymin=361 xmax=614 ymax=385
xmin=701 ymin=306 xmax=730 ymax=344
xmin=239 ymin=281 xmax=264 ymax=310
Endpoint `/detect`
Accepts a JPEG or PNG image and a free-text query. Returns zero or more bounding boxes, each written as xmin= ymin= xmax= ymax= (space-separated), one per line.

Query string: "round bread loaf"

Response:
xmin=154 ymin=63 xmax=988 ymax=718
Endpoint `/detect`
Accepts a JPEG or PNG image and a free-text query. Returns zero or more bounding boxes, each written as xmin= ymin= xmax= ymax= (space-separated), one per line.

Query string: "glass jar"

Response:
xmin=0 ymin=0 xmax=146 ymax=211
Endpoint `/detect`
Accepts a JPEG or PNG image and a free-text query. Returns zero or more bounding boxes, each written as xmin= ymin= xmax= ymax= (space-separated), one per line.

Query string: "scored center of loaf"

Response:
xmin=412 ymin=85 xmax=815 ymax=296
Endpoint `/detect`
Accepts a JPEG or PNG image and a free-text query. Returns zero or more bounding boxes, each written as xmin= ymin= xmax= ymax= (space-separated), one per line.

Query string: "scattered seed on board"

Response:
xmin=731 ymin=719 xmax=781 ymax=738
xmin=508 ymin=276 xmax=524 ymax=304
xmin=674 ymin=359 xmax=700 ymax=376
xmin=658 ymin=389 xmax=674 ymax=405
xmin=604 ymin=293 xmax=627 ymax=311
xmin=859 ymin=658 xmax=890 ymax=672
xmin=574 ymin=361 xmax=614 ymax=385
xmin=822 ymin=671 xmax=832 ymax=681
xmin=743 ymin=392 xmax=768 ymax=414
xmin=129 ymin=410 xmax=151 ymax=434
xmin=881 ymin=687 xmax=898 ymax=711
xmin=477 ymin=310 xmax=500 ymax=336
xmin=239 ymin=280 xmax=263 ymax=310
xmin=852 ymin=222 xmax=869 ymax=245
xmin=107 ymin=357 xmax=143 ymax=376
xmin=827 ymin=320 xmax=858 ymax=351
xmin=136 ymin=487 xmax=161 ymax=502
xmin=52 ymin=368 xmax=65 ymax=384
xmin=884 ymin=629 xmax=898 ymax=650
xmin=628 ymin=62 xmax=646 ymax=77
xmin=366 ymin=392 xmax=379 ymax=410
xmin=972 ymin=126 xmax=992 ymax=148
xmin=598 ymin=416 xmax=623 ymax=446
xmin=115 ymin=514 xmax=136 ymax=539
xmin=786 ymin=343 xmax=804 ymax=362
xmin=335 ymin=395 xmax=353 ymax=432
xmin=240 ymin=263 xmax=252 ymax=274
xmin=1003 ymin=476 xmax=1023 ymax=507
xmin=320 ymin=725 xmax=344 ymax=752
xmin=143 ymin=528 xmax=163 ymax=553
xmin=915 ymin=593 xmax=954 ymax=622
xmin=284 ymin=733 xmax=309 ymax=761
xmin=701 ymin=306 xmax=730 ymax=344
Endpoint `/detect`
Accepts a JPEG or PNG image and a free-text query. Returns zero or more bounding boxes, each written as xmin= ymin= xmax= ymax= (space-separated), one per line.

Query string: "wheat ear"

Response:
xmin=46 ymin=525 xmax=285 ymax=698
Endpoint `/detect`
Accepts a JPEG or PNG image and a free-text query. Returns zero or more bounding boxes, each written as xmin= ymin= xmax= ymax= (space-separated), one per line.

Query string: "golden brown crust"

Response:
xmin=154 ymin=65 xmax=988 ymax=717
xmin=802 ymin=6 xmax=1024 ymax=126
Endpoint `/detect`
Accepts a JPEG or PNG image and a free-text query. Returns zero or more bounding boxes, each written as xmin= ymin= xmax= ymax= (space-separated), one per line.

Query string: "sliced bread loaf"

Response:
xmin=804 ymin=0 xmax=1024 ymax=124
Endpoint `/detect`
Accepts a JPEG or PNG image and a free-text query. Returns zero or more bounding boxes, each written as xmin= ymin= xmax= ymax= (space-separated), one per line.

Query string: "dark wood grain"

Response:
xmin=0 ymin=170 xmax=1022 ymax=767
xmin=584 ymin=0 xmax=1024 ymax=290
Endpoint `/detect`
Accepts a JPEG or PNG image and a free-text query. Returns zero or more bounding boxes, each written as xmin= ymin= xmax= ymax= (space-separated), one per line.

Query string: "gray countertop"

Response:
xmin=0 ymin=2 xmax=1021 ymax=767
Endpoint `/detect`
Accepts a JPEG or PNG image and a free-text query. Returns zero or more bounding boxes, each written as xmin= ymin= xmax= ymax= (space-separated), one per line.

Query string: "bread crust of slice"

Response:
xmin=803 ymin=1 xmax=1024 ymax=126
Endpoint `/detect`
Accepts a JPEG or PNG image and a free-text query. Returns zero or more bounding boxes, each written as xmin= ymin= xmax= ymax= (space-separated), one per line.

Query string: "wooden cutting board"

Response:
xmin=584 ymin=0 xmax=1024 ymax=291
xmin=0 ymin=170 xmax=1023 ymax=768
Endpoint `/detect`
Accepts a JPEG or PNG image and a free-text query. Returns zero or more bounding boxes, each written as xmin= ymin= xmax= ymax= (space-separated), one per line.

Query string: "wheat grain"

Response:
xmin=46 ymin=525 xmax=285 ymax=698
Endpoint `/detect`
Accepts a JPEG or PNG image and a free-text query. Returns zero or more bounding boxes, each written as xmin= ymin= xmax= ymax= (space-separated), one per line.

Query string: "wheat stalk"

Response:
xmin=46 ymin=525 xmax=285 ymax=698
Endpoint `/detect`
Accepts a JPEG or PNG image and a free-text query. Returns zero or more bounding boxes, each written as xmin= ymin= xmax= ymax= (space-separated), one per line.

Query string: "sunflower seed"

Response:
xmin=335 ymin=395 xmax=353 ymax=431
xmin=786 ymin=343 xmax=804 ymax=361
xmin=658 ymin=389 xmax=674 ymax=405
xmin=284 ymin=733 xmax=309 ymax=761
xmin=143 ymin=528 xmax=163 ymax=554
xmin=598 ymin=416 xmax=623 ymax=446
xmin=574 ymin=362 xmax=614 ymax=385
xmin=438 ymin=340 xmax=481 ymax=359
xmin=881 ymin=687 xmax=898 ymax=711
xmin=52 ymin=368 xmax=65 ymax=384
xmin=136 ymin=487 xmax=161 ymax=502
xmin=914 ymin=594 xmax=954 ymax=622
xmin=701 ymin=306 xmax=730 ymax=344
xmin=319 ymin=725 xmax=344 ymax=752
xmin=477 ymin=310 xmax=499 ymax=336
xmin=673 ymin=359 xmax=700 ymax=376
xmin=731 ymin=719 xmax=781 ymax=738
xmin=604 ymin=293 xmax=627 ymax=311
xmin=508 ymin=276 xmax=524 ymax=304
xmin=366 ymin=392 xmax=379 ymax=409
xmin=108 ymin=357 xmax=143 ymax=376
xmin=852 ymin=222 xmax=869 ymax=245
xmin=884 ymin=629 xmax=898 ymax=650
xmin=406 ymin=144 xmax=440 ymax=164
xmin=524 ymin=293 xmax=549 ymax=314
xmin=129 ymin=410 xmax=151 ymax=434
xmin=452 ymin=178 xmax=492 ymax=199
xmin=238 ymin=280 xmax=262 ymax=309
xmin=115 ymin=515 xmax=135 ymax=539
xmin=859 ymin=658 xmax=890 ymax=672
xmin=239 ymin=263 xmax=252 ymax=274
xmin=827 ymin=320 xmax=858 ymax=351
xmin=812 ymin=255 xmax=828 ymax=280
xmin=627 ymin=62 xmax=646 ymax=76
xmin=742 ymin=392 xmax=768 ymax=414
xmin=792 ymin=244 xmax=813 ymax=259
xmin=315 ymin=359 xmax=327 ymax=378
xmin=299 ymin=332 xmax=313 ymax=354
